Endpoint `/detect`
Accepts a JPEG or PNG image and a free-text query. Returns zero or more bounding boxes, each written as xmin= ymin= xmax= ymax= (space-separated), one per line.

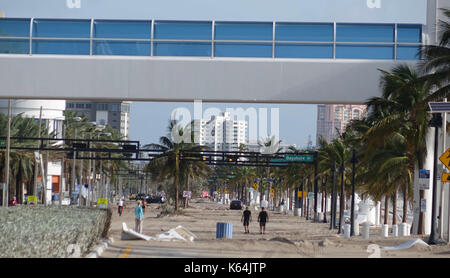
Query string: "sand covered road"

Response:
xmin=100 ymin=198 xmax=450 ymax=258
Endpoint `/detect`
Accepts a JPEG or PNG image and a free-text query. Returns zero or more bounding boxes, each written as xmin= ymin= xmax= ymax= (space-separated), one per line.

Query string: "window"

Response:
xmin=31 ymin=19 xmax=90 ymax=55
xmin=336 ymin=44 xmax=394 ymax=60
xmin=76 ymin=103 xmax=85 ymax=109
xmin=94 ymin=40 xmax=150 ymax=56
xmin=94 ymin=20 xmax=151 ymax=39
xmin=397 ymin=25 xmax=422 ymax=43
xmin=33 ymin=19 xmax=90 ymax=38
xmin=97 ymin=103 xmax=108 ymax=110
xmin=154 ymin=21 xmax=211 ymax=57
xmin=276 ymin=23 xmax=333 ymax=42
xmin=214 ymin=22 xmax=272 ymax=58
xmin=33 ymin=40 xmax=89 ymax=55
xmin=0 ymin=18 xmax=30 ymax=54
xmin=337 ymin=24 xmax=394 ymax=43
xmin=0 ymin=39 xmax=29 ymax=54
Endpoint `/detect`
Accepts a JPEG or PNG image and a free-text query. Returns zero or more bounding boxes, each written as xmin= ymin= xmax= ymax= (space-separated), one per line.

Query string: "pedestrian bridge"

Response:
xmin=0 ymin=18 xmax=421 ymax=103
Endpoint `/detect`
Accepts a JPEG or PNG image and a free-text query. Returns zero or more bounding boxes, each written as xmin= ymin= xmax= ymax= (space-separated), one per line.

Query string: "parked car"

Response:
xmin=136 ymin=193 xmax=148 ymax=200
xmin=146 ymin=196 xmax=166 ymax=204
xmin=230 ymin=200 xmax=243 ymax=210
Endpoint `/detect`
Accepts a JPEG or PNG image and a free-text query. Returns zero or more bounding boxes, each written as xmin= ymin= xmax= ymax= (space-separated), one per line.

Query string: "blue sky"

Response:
xmin=130 ymin=102 xmax=317 ymax=148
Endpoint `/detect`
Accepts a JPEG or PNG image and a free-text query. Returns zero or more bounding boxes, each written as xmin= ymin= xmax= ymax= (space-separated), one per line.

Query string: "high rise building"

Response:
xmin=316 ymin=104 xmax=367 ymax=143
xmin=65 ymin=101 xmax=131 ymax=139
xmin=194 ymin=112 xmax=248 ymax=152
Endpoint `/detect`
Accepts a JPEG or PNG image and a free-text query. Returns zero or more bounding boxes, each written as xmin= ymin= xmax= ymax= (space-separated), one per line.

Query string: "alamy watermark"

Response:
xmin=170 ymin=101 xmax=280 ymax=153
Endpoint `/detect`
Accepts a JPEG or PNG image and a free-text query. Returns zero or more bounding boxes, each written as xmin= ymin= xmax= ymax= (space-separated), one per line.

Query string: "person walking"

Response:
xmin=241 ymin=206 xmax=252 ymax=234
xmin=135 ymin=200 xmax=144 ymax=234
xmin=258 ymin=207 xmax=269 ymax=234
xmin=117 ymin=197 xmax=124 ymax=216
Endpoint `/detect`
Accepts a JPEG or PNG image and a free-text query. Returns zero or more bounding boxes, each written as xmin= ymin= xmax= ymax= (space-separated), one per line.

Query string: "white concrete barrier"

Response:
xmin=344 ymin=224 xmax=351 ymax=238
xmin=362 ymin=222 xmax=370 ymax=239
xmin=392 ymin=224 xmax=398 ymax=237
xmin=354 ymin=221 xmax=360 ymax=236
xmin=399 ymin=223 xmax=407 ymax=237
xmin=382 ymin=224 xmax=389 ymax=238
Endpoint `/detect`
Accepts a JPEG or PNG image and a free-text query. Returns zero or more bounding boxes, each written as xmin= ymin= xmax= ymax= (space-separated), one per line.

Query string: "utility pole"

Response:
xmin=429 ymin=113 xmax=443 ymax=244
xmin=350 ymin=150 xmax=358 ymax=236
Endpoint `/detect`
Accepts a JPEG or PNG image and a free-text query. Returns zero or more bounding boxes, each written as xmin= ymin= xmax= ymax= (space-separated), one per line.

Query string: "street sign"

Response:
xmin=183 ymin=191 xmax=192 ymax=199
xmin=270 ymin=188 xmax=275 ymax=197
xmin=307 ymin=192 xmax=314 ymax=199
xmin=418 ymin=169 xmax=430 ymax=190
xmin=284 ymin=154 xmax=314 ymax=162
xmin=439 ymin=148 xmax=450 ymax=169
xmin=27 ymin=195 xmax=37 ymax=205
xmin=97 ymin=198 xmax=108 ymax=209
xmin=442 ymin=173 xmax=450 ymax=183
xmin=252 ymin=183 xmax=258 ymax=190
xmin=297 ymin=191 xmax=307 ymax=198
xmin=420 ymin=198 xmax=427 ymax=213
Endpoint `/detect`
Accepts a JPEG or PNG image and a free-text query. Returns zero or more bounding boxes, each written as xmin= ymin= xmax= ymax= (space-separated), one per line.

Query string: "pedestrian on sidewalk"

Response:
xmin=9 ymin=196 xmax=18 ymax=206
xmin=241 ymin=206 xmax=252 ymax=234
xmin=258 ymin=207 xmax=269 ymax=234
xmin=117 ymin=197 xmax=124 ymax=216
xmin=135 ymin=200 xmax=144 ymax=234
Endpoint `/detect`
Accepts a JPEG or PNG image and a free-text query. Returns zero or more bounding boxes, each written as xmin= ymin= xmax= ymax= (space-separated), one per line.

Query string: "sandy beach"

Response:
xmin=101 ymin=198 xmax=450 ymax=258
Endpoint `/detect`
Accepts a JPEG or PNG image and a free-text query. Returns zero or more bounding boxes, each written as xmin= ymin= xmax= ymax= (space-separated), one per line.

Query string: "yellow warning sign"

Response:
xmin=97 ymin=198 xmax=108 ymax=209
xmin=27 ymin=195 xmax=38 ymax=205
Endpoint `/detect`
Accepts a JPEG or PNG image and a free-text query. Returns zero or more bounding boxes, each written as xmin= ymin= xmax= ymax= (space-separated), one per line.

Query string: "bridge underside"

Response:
xmin=0 ymin=55 xmax=414 ymax=104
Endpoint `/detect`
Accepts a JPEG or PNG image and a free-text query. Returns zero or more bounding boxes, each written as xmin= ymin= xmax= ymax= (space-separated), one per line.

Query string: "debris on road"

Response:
xmin=380 ymin=239 xmax=431 ymax=251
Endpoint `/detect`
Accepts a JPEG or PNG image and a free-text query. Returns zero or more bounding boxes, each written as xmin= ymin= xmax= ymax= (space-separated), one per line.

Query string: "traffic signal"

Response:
xmin=122 ymin=144 xmax=136 ymax=158
xmin=225 ymin=155 xmax=238 ymax=163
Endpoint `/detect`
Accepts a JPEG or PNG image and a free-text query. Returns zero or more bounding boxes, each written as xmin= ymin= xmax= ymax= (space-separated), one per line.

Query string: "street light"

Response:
xmin=71 ymin=116 xmax=82 ymax=205
xmin=428 ymin=113 xmax=444 ymax=245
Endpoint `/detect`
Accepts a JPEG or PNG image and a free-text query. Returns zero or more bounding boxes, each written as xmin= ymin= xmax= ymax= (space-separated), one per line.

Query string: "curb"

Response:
xmin=86 ymin=237 xmax=114 ymax=258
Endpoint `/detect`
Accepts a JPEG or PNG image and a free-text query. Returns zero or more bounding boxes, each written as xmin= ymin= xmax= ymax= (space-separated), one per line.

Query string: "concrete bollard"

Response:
xmin=354 ymin=221 xmax=360 ymax=236
xmin=399 ymin=223 xmax=407 ymax=237
xmin=406 ymin=223 xmax=411 ymax=236
xmin=294 ymin=208 xmax=301 ymax=216
xmin=318 ymin=212 xmax=324 ymax=222
xmin=392 ymin=224 xmax=398 ymax=237
xmin=344 ymin=224 xmax=351 ymax=238
xmin=362 ymin=222 xmax=370 ymax=239
xmin=381 ymin=224 xmax=389 ymax=238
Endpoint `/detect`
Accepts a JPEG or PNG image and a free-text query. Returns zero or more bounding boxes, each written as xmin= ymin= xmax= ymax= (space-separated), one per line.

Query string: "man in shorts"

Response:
xmin=258 ymin=207 xmax=269 ymax=234
xmin=241 ymin=206 xmax=252 ymax=234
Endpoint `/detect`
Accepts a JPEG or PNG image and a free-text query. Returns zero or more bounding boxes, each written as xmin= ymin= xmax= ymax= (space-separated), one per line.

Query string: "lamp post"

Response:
xmin=71 ymin=116 xmax=82 ymax=205
xmin=429 ymin=113 xmax=443 ymax=245
xmin=350 ymin=150 xmax=358 ymax=237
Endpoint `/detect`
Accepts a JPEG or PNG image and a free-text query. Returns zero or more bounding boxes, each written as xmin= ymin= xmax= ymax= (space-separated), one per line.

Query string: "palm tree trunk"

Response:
xmin=184 ymin=174 xmax=189 ymax=209
xmin=174 ymin=150 xmax=180 ymax=211
xmin=392 ymin=190 xmax=397 ymax=225
xmin=403 ymin=184 xmax=408 ymax=223
xmin=384 ymin=195 xmax=389 ymax=225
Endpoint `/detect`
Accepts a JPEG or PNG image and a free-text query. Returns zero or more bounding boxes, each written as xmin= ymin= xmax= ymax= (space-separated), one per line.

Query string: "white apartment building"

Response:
xmin=195 ymin=112 xmax=248 ymax=152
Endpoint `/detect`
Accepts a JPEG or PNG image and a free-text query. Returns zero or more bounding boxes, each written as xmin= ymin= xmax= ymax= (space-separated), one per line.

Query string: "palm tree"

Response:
xmin=364 ymin=64 xmax=438 ymax=234
xmin=144 ymin=119 xmax=211 ymax=211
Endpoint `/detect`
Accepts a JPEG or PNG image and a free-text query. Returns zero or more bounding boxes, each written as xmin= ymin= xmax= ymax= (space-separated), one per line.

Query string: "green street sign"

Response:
xmin=0 ymin=140 xmax=5 ymax=147
xmin=284 ymin=154 xmax=314 ymax=162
